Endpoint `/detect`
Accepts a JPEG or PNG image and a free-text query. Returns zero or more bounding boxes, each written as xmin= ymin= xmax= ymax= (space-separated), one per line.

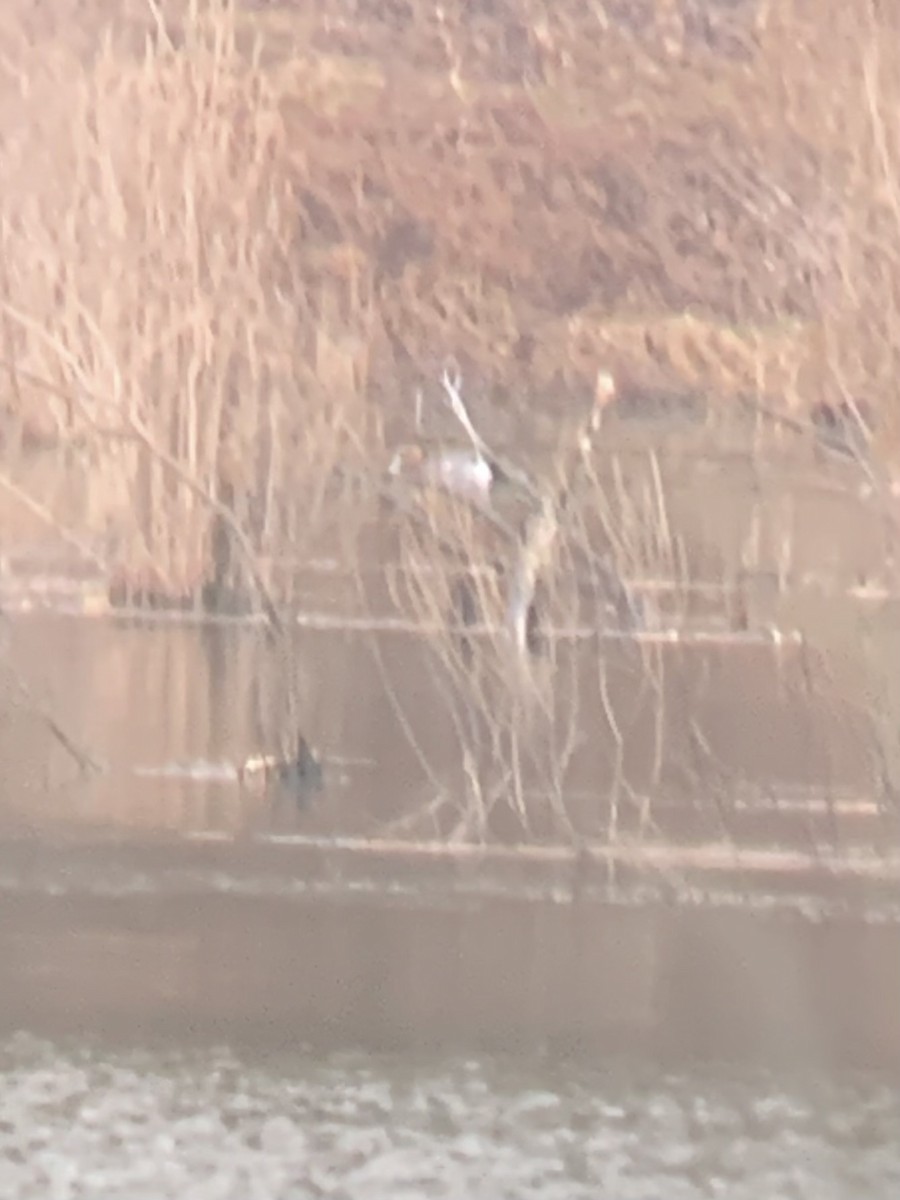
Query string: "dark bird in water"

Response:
xmin=239 ymin=733 xmax=324 ymax=805
xmin=275 ymin=735 xmax=324 ymax=800
xmin=810 ymin=398 xmax=873 ymax=460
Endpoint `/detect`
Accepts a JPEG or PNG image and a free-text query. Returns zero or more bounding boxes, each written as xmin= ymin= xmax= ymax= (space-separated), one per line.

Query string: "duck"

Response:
xmin=388 ymin=443 xmax=501 ymax=507
xmin=275 ymin=734 xmax=324 ymax=798
xmin=810 ymin=398 xmax=872 ymax=460
xmin=238 ymin=733 xmax=324 ymax=802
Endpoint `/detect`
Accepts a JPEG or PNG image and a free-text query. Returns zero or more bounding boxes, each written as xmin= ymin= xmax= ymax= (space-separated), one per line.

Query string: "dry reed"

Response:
xmin=0 ymin=0 xmax=898 ymax=851
xmin=0 ymin=0 xmax=374 ymax=606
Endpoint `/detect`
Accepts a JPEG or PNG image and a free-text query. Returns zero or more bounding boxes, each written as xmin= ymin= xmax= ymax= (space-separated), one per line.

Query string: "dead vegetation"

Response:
xmin=1 ymin=0 xmax=900 ymax=849
xmin=0 ymin=0 xmax=374 ymax=606
xmin=0 ymin=0 xmax=894 ymax=589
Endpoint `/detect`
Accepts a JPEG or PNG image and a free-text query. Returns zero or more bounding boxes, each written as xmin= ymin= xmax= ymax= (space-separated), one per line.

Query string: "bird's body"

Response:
xmin=425 ymin=447 xmax=494 ymax=504
xmin=239 ymin=734 xmax=323 ymax=804
xmin=274 ymin=736 xmax=324 ymax=797
xmin=389 ymin=443 xmax=496 ymax=507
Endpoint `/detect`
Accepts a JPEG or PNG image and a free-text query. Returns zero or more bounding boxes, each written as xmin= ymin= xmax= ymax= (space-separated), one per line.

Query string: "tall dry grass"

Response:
xmin=750 ymin=0 xmax=900 ymax=806
xmin=0 ymin=0 xmax=373 ymax=602
xmin=748 ymin=2 xmax=900 ymax=436
xmin=0 ymin=0 xmax=898 ymax=844
xmin=372 ymin=380 xmax=675 ymax=843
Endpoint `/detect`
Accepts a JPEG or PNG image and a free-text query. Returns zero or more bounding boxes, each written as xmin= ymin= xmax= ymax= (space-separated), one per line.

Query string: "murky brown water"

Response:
xmin=4 ymin=409 xmax=900 ymax=851
xmin=0 ymin=600 xmax=889 ymax=850
xmin=1 ymin=430 xmax=899 ymax=1081
xmin=0 ymin=1033 xmax=896 ymax=1200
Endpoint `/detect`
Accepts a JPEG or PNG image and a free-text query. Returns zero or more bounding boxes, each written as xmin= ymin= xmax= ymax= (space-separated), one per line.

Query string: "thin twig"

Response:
xmin=439 ymin=366 xmax=542 ymax=500
xmin=4 ymin=651 xmax=103 ymax=776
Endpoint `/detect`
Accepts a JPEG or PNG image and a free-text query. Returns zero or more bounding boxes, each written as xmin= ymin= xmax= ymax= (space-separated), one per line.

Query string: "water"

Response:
xmin=0 ymin=607 xmax=882 ymax=847
xmin=0 ymin=1033 xmax=896 ymax=1199
xmin=0 ymin=421 xmax=896 ymax=848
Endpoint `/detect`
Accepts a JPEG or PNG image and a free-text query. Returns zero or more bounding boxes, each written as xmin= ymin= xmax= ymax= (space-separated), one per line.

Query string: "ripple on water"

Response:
xmin=0 ymin=1034 xmax=897 ymax=1199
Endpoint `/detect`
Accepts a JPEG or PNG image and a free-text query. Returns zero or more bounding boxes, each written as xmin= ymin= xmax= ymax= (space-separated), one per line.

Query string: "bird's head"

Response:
xmin=594 ymin=369 xmax=617 ymax=410
xmin=388 ymin=443 xmax=425 ymax=476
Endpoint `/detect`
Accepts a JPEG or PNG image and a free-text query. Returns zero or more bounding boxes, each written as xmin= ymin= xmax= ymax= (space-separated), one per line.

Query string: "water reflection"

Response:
xmin=0 ymin=608 xmax=884 ymax=847
xmin=0 ymin=1033 xmax=896 ymax=1200
xmin=1 ymin=420 xmax=898 ymax=847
